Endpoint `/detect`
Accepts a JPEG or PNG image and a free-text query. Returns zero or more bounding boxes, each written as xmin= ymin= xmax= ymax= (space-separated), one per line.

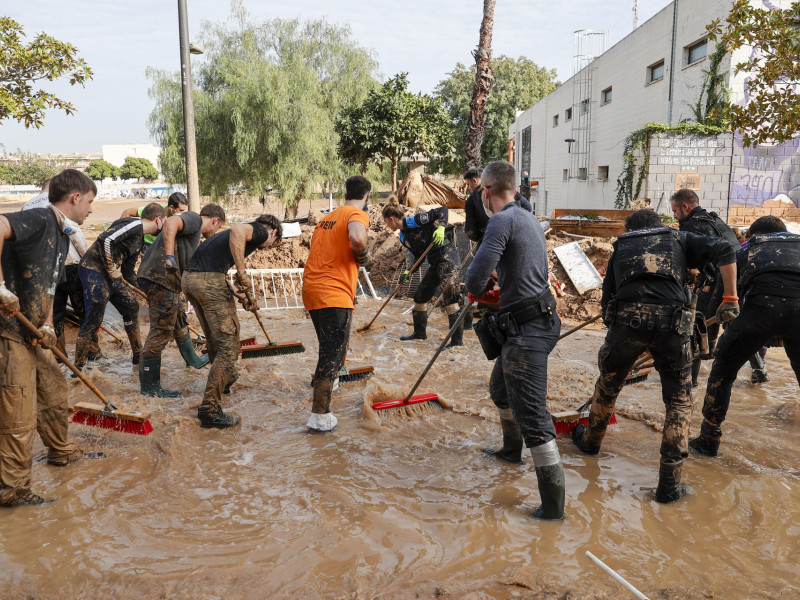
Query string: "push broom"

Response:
xmin=357 ymin=241 xmax=436 ymax=333
xmin=228 ymin=281 xmax=305 ymax=358
xmin=371 ymin=300 xmax=474 ymax=416
xmin=15 ymin=312 xmax=153 ymax=436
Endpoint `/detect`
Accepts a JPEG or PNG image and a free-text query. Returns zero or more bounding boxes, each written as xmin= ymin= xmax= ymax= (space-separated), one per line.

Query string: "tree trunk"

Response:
xmin=391 ymin=150 xmax=399 ymax=193
xmin=284 ymin=192 xmax=302 ymax=220
xmin=464 ymin=0 xmax=496 ymax=171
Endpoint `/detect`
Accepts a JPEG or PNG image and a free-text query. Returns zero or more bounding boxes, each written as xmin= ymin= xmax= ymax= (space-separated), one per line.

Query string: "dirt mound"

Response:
xmin=397 ymin=171 xmax=466 ymax=209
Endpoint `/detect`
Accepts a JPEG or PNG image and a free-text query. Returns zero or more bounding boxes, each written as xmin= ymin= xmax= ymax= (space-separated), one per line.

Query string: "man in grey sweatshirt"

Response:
xmin=465 ymin=161 xmax=564 ymax=520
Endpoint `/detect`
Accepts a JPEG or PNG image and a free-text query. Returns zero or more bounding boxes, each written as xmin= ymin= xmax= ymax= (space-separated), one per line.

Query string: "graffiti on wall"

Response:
xmin=730 ymin=138 xmax=800 ymax=206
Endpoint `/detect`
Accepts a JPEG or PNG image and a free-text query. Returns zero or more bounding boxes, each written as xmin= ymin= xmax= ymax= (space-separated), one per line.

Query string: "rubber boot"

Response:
xmin=482 ymin=412 xmax=524 ymax=464
xmin=688 ymin=419 xmax=721 ymax=457
xmin=139 ymin=354 xmax=181 ymax=398
xmin=462 ymin=303 xmax=474 ymax=333
xmin=73 ymin=336 xmax=93 ymax=372
xmin=400 ymin=310 xmax=427 ymax=341
xmin=444 ymin=311 xmax=464 ymax=349
xmin=198 ymin=408 xmax=240 ymax=429
xmin=571 ymin=423 xmax=602 ymax=455
xmin=176 ymin=333 xmax=210 ymax=369
xmin=655 ymin=459 xmax=689 ymax=503
xmin=691 ymin=358 xmax=702 ymax=388
xmin=125 ymin=324 xmax=142 ymax=366
xmin=530 ymin=440 xmax=565 ymax=520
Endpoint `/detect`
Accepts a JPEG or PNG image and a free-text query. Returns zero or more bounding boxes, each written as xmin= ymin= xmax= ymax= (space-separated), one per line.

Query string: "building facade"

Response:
xmin=509 ymin=0 xmax=799 ymax=221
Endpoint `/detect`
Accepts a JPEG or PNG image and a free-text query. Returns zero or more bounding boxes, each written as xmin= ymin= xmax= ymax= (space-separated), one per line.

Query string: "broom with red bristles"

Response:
xmin=15 ymin=312 xmax=153 ymax=436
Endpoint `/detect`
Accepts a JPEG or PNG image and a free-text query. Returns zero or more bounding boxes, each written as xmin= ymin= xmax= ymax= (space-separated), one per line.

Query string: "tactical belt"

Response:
xmin=501 ymin=290 xmax=557 ymax=326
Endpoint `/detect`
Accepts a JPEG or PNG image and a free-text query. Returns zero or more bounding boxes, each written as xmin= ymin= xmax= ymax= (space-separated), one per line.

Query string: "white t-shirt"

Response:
xmin=21 ymin=192 xmax=87 ymax=266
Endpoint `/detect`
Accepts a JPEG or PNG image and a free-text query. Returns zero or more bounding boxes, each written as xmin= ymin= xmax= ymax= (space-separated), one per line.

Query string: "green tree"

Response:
xmin=0 ymin=17 xmax=93 ymax=128
xmin=147 ymin=2 xmax=378 ymax=218
xmin=434 ymin=56 xmax=559 ymax=173
xmin=85 ymin=159 xmax=120 ymax=181
xmin=0 ymin=153 xmax=65 ymax=186
xmin=120 ymin=157 xmax=158 ymax=181
xmin=708 ymin=1 xmax=800 ymax=147
xmin=336 ymin=73 xmax=454 ymax=191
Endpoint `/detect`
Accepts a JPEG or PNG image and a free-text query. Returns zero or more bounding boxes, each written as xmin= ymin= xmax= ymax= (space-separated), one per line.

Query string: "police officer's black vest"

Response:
xmin=613 ymin=227 xmax=687 ymax=290
xmin=688 ymin=211 xmax=739 ymax=248
xmin=739 ymin=232 xmax=800 ymax=291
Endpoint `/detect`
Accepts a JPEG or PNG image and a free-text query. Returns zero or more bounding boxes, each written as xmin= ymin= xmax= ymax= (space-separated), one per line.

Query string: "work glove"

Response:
xmin=166 ymin=254 xmax=178 ymax=269
xmin=0 ymin=282 xmax=20 ymax=316
xmin=108 ymin=266 xmax=124 ymax=282
xmin=716 ymin=296 xmax=740 ymax=324
xmin=234 ymin=271 xmax=252 ymax=292
xmin=432 ymin=225 xmax=446 ymax=246
xmin=467 ymin=289 xmax=500 ymax=305
xmin=399 ymin=270 xmax=411 ymax=285
xmin=38 ymin=324 xmax=57 ymax=349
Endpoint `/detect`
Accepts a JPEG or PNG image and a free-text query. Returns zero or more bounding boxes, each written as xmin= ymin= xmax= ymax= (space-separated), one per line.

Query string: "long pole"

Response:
xmin=178 ymin=0 xmax=201 ymax=212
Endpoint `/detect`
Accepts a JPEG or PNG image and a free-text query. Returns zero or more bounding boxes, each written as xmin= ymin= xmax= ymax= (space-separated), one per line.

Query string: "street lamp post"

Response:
xmin=177 ymin=0 xmax=201 ymax=212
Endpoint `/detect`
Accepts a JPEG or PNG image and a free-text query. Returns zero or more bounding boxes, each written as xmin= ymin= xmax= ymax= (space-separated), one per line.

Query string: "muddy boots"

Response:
xmin=176 ymin=333 xmax=209 ymax=369
xmin=0 ymin=490 xmax=53 ymax=507
xmin=139 ymin=354 xmax=181 ymax=398
xmin=530 ymin=440 xmax=565 ymax=520
xmin=125 ymin=324 xmax=142 ymax=366
xmin=655 ymin=459 xmax=689 ymax=503
xmin=197 ymin=398 xmax=240 ymax=428
xmin=749 ymin=352 xmax=769 ymax=384
xmin=571 ymin=423 xmax=603 ymax=455
xmin=400 ymin=310 xmax=427 ymax=341
xmin=689 ymin=419 xmax=722 ymax=457
xmin=74 ymin=336 xmax=93 ymax=371
xmin=691 ymin=358 xmax=703 ymax=388
xmin=483 ymin=409 xmax=524 ymax=464
xmin=307 ymin=379 xmax=337 ymax=432
xmin=444 ymin=310 xmax=464 ymax=349
xmin=462 ymin=303 xmax=474 ymax=333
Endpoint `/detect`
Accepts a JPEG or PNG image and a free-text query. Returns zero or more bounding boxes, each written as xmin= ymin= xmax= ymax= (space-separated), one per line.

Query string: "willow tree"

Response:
xmin=147 ymin=2 xmax=378 ymax=218
xmin=464 ymin=0 xmax=497 ymax=170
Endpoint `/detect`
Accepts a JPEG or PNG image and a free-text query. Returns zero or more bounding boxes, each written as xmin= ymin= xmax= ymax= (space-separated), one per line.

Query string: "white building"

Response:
xmin=508 ymin=0 xmax=800 ymax=219
xmin=102 ymin=144 xmax=161 ymax=172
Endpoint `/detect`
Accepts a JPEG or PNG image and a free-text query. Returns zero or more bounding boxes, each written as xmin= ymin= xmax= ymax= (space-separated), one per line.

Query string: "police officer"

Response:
xmin=572 ymin=209 xmax=738 ymax=503
xmin=465 ymin=161 xmax=563 ymax=520
xmin=691 ymin=216 xmax=800 ymax=457
xmin=382 ymin=197 xmax=464 ymax=348
xmin=670 ymin=189 xmax=744 ymax=386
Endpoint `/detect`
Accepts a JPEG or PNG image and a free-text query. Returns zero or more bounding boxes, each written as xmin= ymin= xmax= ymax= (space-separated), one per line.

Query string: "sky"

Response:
xmin=2 ymin=0 xmax=672 ymax=154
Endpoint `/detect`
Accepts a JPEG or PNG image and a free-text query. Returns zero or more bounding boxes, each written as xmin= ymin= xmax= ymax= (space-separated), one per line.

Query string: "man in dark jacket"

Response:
xmin=464 ymin=167 xmax=533 ymax=246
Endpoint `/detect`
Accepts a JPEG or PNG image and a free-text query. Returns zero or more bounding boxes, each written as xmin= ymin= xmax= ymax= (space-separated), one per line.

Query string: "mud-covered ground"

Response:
xmin=1 ymin=296 xmax=798 ymax=600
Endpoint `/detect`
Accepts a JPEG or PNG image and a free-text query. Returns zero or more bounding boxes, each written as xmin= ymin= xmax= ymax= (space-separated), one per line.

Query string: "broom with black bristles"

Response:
xmin=14 ymin=312 xmax=153 ymax=436
xmin=371 ymin=301 xmax=474 ymax=416
xmin=227 ymin=281 xmax=305 ymax=358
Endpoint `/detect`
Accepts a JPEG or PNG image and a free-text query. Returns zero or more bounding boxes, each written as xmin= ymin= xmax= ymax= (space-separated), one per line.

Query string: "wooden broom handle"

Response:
xmin=13 ymin=311 xmax=112 ymax=409
xmin=121 ymin=278 xmax=148 ymax=301
xmin=228 ymin=280 xmax=273 ymax=344
xmin=361 ymin=240 xmax=436 ymax=331
xmin=559 ymin=314 xmax=601 ymax=340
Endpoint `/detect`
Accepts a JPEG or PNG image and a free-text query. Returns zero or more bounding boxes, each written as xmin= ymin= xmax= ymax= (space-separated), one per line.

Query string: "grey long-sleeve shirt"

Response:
xmin=465 ymin=202 xmax=549 ymax=311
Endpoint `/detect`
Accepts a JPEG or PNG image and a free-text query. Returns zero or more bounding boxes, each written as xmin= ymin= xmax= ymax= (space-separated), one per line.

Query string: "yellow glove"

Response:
xmin=432 ymin=225 xmax=446 ymax=246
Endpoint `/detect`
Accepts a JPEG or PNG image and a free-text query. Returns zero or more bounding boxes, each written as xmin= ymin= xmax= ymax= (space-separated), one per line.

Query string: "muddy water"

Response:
xmin=1 ymin=299 xmax=799 ymax=599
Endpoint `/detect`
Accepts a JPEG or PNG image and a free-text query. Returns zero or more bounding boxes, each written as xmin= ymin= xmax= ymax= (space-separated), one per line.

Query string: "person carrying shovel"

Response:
xmin=302 ymin=176 xmax=371 ymax=433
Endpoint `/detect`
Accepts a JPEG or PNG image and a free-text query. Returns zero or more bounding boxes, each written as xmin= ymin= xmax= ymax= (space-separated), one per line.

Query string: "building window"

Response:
xmin=553 ymin=114 xmax=559 ymax=127
xmin=686 ymin=39 xmax=707 ymax=65
xmin=598 ymin=165 xmax=609 ymax=181
xmin=521 ymin=126 xmax=531 ymax=178
xmin=565 ymin=107 xmax=572 ymax=121
xmin=563 ymin=169 xmax=569 ymax=182
xmin=578 ymin=167 xmax=588 ymax=181
xmin=601 ymin=87 xmax=612 ymax=105
xmin=648 ymin=60 xmax=665 ymax=83
xmin=580 ymin=99 xmax=590 ymax=114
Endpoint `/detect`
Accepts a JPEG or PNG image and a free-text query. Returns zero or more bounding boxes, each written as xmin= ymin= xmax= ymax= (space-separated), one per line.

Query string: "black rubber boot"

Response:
xmin=125 ymin=324 xmax=142 ymax=366
xmin=691 ymin=358 xmax=702 ymax=388
xmin=73 ymin=337 xmax=92 ymax=372
xmin=462 ymin=303 xmax=474 ymax=332
xmin=198 ymin=410 xmax=241 ymax=429
xmin=176 ymin=333 xmax=210 ymax=369
xmin=532 ymin=463 xmax=566 ymax=520
xmin=139 ymin=354 xmax=181 ymax=398
xmin=400 ymin=310 xmax=427 ymax=341
xmin=655 ymin=459 xmax=689 ymax=503
xmin=751 ymin=368 xmax=769 ymax=384
xmin=689 ymin=419 xmax=721 ymax=457
xmin=571 ymin=423 xmax=601 ymax=455
xmin=444 ymin=311 xmax=464 ymax=349
xmin=482 ymin=417 xmax=524 ymax=464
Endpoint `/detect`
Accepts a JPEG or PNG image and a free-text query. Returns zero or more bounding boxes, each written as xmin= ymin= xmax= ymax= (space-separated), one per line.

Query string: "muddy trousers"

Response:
xmin=413 ymin=246 xmax=462 ymax=306
xmin=489 ymin=315 xmax=561 ymax=448
xmin=701 ymin=297 xmax=800 ymax=429
xmin=182 ymin=271 xmax=240 ymax=418
xmin=0 ymin=337 xmax=77 ymax=504
xmin=586 ymin=306 xmax=694 ymax=463
xmin=138 ymin=279 xmax=189 ymax=355
xmin=76 ymin=266 xmax=141 ymax=364
xmin=309 ymin=307 xmax=352 ymax=414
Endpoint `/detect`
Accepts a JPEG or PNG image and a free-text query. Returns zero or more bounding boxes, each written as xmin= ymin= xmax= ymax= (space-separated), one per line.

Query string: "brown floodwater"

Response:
xmin=1 ymin=298 xmax=798 ymax=599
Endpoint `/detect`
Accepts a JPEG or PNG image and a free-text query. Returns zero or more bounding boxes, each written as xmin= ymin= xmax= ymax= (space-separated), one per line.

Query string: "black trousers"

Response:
xmin=309 ymin=307 xmax=352 ymax=382
xmin=413 ymin=245 xmax=461 ymax=306
xmin=53 ymin=264 xmax=85 ymax=339
xmin=702 ymin=295 xmax=800 ymax=426
xmin=588 ymin=303 xmax=694 ymax=462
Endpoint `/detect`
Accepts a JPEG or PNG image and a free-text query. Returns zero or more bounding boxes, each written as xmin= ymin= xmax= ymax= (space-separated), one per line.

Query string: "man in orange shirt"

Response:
xmin=303 ymin=176 xmax=371 ymax=432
